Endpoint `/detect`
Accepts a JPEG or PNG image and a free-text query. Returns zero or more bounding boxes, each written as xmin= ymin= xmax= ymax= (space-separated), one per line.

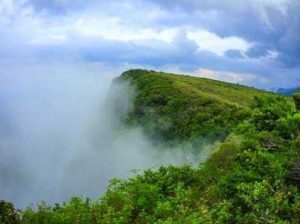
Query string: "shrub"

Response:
xmin=293 ymin=92 xmax=300 ymax=110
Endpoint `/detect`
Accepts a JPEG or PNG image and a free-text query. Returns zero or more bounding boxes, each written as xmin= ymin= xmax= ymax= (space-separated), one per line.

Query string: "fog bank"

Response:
xmin=0 ymin=64 xmax=209 ymax=208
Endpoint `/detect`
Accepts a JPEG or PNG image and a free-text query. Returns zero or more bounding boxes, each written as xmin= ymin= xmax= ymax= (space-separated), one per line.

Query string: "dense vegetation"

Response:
xmin=1 ymin=69 xmax=300 ymax=223
xmin=293 ymin=92 xmax=300 ymax=110
xmin=117 ymin=69 xmax=275 ymax=146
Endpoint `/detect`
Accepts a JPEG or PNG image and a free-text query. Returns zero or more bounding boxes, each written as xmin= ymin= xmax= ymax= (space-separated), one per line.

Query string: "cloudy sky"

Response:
xmin=0 ymin=0 xmax=300 ymax=88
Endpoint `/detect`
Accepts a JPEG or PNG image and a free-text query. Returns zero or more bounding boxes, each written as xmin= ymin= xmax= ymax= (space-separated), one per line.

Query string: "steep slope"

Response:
xmin=116 ymin=69 xmax=276 ymax=145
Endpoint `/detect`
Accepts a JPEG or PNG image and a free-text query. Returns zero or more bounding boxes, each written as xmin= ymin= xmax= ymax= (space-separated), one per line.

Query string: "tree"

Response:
xmin=0 ymin=200 xmax=20 ymax=224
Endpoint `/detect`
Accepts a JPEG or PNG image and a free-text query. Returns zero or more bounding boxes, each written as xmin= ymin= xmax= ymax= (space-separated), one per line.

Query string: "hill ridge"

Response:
xmin=117 ymin=69 xmax=279 ymax=145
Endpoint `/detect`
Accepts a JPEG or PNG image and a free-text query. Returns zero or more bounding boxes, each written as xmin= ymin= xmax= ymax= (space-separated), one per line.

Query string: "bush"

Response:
xmin=293 ymin=92 xmax=300 ymax=110
xmin=0 ymin=200 xmax=20 ymax=224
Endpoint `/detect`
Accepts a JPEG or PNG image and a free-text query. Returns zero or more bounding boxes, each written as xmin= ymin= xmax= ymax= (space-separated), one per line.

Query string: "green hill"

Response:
xmin=1 ymin=69 xmax=300 ymax=224
xmin=116 ymin=69 xmax=276 ymax=145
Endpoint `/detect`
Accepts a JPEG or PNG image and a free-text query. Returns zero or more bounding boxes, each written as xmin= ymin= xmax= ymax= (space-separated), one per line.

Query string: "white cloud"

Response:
xmin=194 ymin=67 xmax=268 ymax=84
xmin=249 ymin=0 xmax=291 ymax=30
xmin=0 ymin=0 xmax=15 ymax=16
xmin=253 ymin=0 xmax=291 ymax=15
xmin=30 ymin=34 xmax=67 ymax=45
xmin=187 ymin=30 xmax=252 ymax=56
xmin=73 ymin=16 xmax=178 ymax=43
xmin=3 ymin=3 xmax=177 ymax=47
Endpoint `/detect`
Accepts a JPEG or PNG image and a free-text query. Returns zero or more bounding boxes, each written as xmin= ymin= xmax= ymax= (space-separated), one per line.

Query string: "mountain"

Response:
xmin=116 ymin=69 xmax=276 ymax=145
xmin=276 ymin=87 xmax=300 ymax=95
xmin=1 ymin=69 xmax=300 ymax=223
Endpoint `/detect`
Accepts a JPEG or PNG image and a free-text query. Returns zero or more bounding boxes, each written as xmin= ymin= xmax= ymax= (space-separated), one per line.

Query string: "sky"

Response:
xmin=0 ymin=0 xmax=299 ymax=89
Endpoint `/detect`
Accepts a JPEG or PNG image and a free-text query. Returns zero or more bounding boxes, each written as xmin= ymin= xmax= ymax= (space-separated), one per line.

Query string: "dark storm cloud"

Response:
xmin=246 ymin=45 xmax=270 ymax=58
xmin=224 ymin=50 xmax=244 ymax=59
xmin=150 ymin=0 xmax=300 ymax=68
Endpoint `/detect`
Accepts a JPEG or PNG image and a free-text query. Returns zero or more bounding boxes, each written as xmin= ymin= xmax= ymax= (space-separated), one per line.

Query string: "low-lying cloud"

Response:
xmin=0 ymin=63 xmax=211 ymax=208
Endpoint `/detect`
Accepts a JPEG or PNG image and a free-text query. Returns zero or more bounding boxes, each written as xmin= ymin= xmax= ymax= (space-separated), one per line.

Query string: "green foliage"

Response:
xmin=0 ymin=200 xmax=20 ymax=224
xmin=250 ymin=95 xmax=294 ymax=131
xmin=293 ymin=92 xmax=300 ymax=110
xmin=116 ymin=69 xmax=275 ymax=145
xmin=2 ymin=69 xmax=300 ymax=223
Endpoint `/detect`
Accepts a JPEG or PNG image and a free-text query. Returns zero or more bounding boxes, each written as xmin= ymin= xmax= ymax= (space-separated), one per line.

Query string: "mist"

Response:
xmin=0 ymin=63 xmax=211 ymax=208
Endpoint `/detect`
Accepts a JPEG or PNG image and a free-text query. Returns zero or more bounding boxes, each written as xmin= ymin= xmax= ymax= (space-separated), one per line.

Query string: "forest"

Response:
xmin=1 ymin=69 xmax=300 ymax=223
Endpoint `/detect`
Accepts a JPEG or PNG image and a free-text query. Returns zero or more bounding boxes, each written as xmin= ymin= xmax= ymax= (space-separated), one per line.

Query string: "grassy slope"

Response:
xmin=117 ymin=69 xmax=275 ymax=145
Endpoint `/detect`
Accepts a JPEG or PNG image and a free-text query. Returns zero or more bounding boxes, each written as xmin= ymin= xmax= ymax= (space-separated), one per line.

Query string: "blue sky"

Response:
xmin=0 ymin=0 xmax=300 ymax=88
